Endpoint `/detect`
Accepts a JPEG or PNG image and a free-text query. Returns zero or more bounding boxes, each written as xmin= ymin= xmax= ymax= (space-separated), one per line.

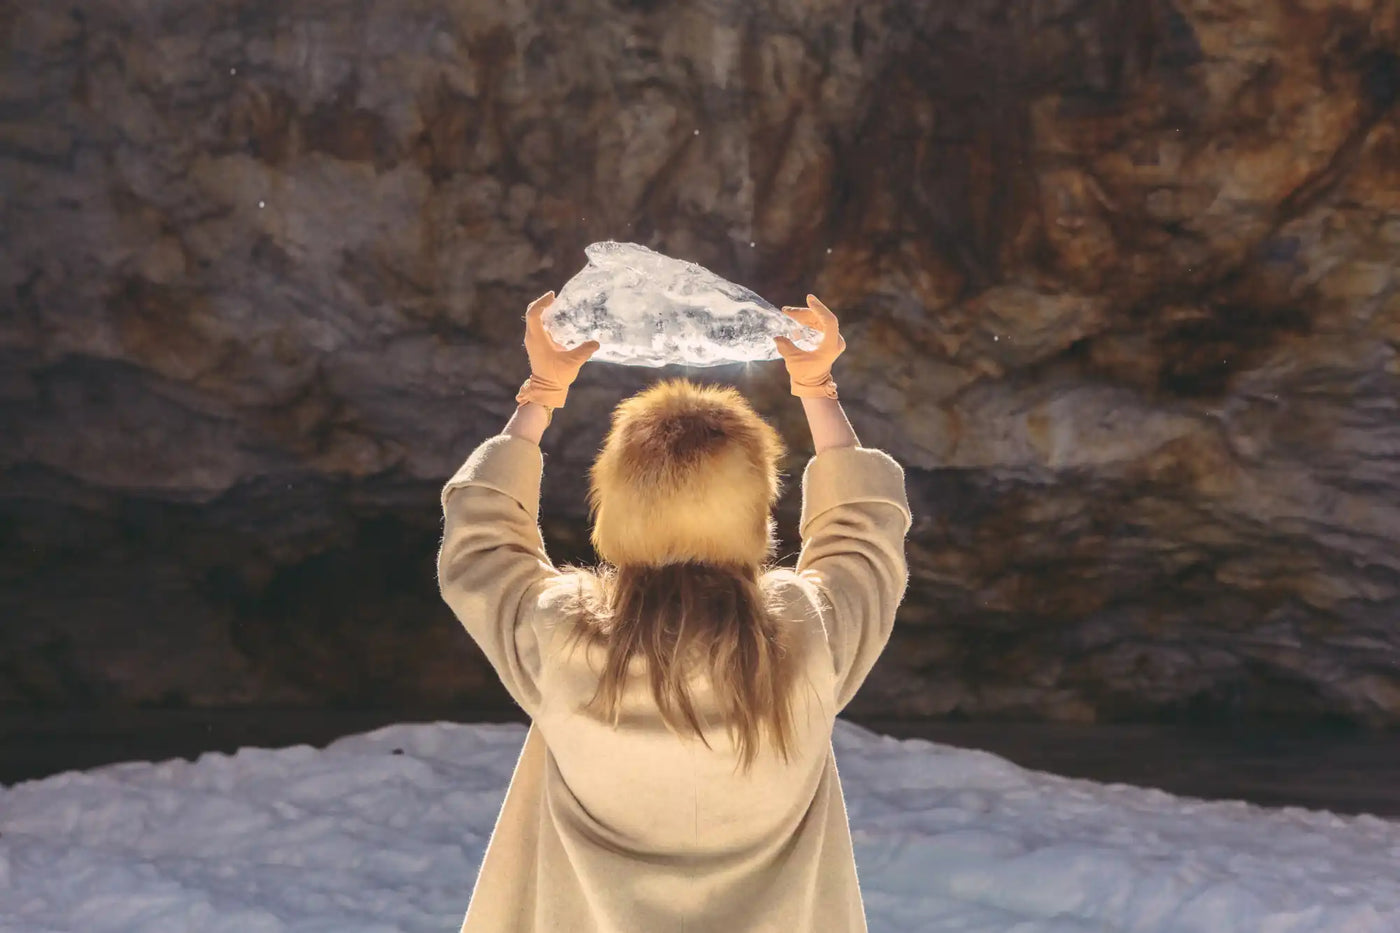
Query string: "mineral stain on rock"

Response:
xmin=2 ymin=0 xmax=1399 ymax=727
xmin=304 ymin=84 xmax=400 ymax=172
xmin=1153 ymin=303 xmax=1313 ymax=400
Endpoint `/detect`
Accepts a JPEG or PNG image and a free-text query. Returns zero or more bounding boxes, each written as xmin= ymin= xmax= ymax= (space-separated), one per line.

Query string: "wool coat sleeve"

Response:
xmin=795 ymin=444 xmax=912 ymax=711
xmin=437 ymin=433 xmax=561 ymax=718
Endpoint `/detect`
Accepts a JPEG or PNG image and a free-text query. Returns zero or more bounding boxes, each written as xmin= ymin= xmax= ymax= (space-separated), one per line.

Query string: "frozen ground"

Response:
xmin=2 ymin=719 xmax=1397 ymax=932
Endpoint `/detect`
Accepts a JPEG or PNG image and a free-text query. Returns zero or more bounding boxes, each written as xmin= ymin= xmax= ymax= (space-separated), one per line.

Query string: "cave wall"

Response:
xmin=3 ymin=0 xmax=1399 ymax=723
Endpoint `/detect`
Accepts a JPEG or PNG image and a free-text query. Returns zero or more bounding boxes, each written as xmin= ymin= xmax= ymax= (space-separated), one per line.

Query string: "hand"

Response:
xmin=515 ymin=291 xmax=601 ymax=409
xmin=773 ymin=294 xmax=846 ymax=399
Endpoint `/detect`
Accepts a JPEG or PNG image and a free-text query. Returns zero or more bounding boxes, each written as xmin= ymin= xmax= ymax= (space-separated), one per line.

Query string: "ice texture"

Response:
xmin=543 ymin=241 xmax=823 ymax=367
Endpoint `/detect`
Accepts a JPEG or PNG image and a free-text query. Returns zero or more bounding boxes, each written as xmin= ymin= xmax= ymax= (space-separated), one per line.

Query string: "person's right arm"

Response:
xmin=774 ymin=295 xmax=860 ymax=454
xmin=776 ymin=297 xmax=912 ymax=711
xmin=801 ymin=396 xmax=859 ymax=453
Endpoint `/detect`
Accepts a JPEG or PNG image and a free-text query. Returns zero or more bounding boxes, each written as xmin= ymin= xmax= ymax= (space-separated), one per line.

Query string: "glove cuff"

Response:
xmin=517 ymin=374 xmax=568 ymax=409
xmin=790 ymin=375 xmax=839 ymax=399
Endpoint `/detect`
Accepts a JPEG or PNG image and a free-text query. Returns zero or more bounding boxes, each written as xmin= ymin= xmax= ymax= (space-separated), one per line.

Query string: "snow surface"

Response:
xmin=2 ymin=719 xmax=1398 ymax=932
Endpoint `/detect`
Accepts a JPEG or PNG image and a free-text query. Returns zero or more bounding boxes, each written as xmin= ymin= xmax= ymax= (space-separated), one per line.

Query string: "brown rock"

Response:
xmin=2 ymin=0 xmax=1399 ymax=727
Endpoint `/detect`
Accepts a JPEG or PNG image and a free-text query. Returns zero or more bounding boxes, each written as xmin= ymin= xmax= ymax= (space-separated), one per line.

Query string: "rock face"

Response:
xmin=3 ymin=1 xmax=1399 ymax=724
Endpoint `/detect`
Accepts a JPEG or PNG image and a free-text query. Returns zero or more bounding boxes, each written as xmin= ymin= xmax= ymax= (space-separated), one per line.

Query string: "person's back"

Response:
xmin=437 ymin=293 xmax=911 ymax=932
xmin=539 ymin=577 xmax=837 ymax=857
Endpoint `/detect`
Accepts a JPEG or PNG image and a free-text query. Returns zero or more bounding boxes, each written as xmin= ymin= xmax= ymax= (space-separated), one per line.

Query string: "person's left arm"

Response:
xmin=500 ymin=399 xmax=551 ymax=444
xmin=436 ymin=293 xmax=599 ymax=715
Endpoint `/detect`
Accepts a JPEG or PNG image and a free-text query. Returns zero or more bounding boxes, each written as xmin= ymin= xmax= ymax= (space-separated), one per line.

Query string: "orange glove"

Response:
xmin=772 ymin=294 xmax=846 ymax=399
xmin=515 ymin=291 xmax=601 ymax=409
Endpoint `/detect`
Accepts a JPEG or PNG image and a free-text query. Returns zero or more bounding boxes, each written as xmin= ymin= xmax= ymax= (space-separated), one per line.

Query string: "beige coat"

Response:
xmin=438 ymin=433 xmax=911 ymax=933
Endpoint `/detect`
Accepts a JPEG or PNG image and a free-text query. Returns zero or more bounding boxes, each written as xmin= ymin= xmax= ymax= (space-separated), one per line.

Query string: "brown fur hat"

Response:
xmin=588 ymin=378 xmax=786 ymax=568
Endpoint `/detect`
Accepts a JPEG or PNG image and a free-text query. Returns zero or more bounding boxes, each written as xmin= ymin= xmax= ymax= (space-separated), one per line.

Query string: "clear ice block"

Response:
xmin=542 ymin=241 xmax=823 ymax=367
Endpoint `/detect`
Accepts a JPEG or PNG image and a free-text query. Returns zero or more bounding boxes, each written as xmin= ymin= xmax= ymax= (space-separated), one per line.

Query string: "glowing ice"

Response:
xmin=543 ymin=241 xmax=823 ymax=367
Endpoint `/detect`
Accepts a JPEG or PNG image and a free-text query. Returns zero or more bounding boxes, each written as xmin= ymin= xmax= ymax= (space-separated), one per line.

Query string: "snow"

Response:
xmin=2 ymin=719 xmax=1397 ymax=932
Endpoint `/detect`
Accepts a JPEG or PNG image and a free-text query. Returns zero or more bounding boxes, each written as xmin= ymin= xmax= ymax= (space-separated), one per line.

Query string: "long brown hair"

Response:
xmin=561 ymin=560 xmax=799 ymax=772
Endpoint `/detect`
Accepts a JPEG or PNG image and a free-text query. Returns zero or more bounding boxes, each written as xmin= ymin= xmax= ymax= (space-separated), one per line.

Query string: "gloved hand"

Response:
xmin=773 ymin=294 xmax=846 ymax=399
xmin=515 ymin=291 xmax=601 ymax=409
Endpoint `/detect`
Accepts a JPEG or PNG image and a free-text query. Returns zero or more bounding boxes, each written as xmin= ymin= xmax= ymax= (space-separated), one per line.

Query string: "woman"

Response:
xmin=438 ymin=291 xmax=911 ymax=932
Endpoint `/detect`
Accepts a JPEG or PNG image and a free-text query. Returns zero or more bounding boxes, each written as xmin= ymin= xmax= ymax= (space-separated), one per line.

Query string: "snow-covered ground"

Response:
xmin=2 ymin=719 xmax=1398 ymax=932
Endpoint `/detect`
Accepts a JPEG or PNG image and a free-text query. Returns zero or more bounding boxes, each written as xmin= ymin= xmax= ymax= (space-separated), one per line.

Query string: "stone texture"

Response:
xmin=2 ymin=0 xmax=1399 ymax=724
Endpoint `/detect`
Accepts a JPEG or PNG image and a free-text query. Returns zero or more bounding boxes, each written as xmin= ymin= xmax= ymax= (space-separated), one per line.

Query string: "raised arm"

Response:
xmin=776 ymin=296 xmax=912 ymax=710
xmin=799 ymin=396 xmax=859 ymax=453
xmin=436 ymin=292 xmax=599 ymax=715
xmin=793 ymin=443 xmax=910 ymax=710
xmin=438 ymin=434 xmax=558 ymax=715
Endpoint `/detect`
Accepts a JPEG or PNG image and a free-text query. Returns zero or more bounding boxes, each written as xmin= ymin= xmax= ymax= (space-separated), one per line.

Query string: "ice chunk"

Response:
xmin=543 ymin=241 xmax=824 ymax=367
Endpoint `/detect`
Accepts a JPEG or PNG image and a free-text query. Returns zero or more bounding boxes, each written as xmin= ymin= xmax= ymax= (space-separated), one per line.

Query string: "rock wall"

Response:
xmin=3 ymin=0 xmax=1399 ymax=723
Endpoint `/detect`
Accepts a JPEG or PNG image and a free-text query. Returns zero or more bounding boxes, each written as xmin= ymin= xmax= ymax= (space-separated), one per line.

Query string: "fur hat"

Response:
xmin=588 ymin=378 xmax=786 ymax=568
